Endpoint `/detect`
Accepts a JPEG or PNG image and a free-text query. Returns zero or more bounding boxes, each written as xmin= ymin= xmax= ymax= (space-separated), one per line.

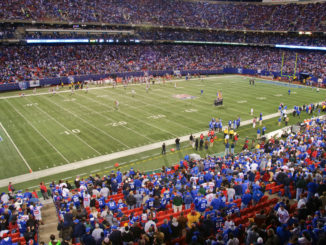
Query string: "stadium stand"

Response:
xmin=1 ymin=45 xmax=325 ymax=84
xmin=0 ymin=189 xmax=41 ymax=244
xmin=1 ymin=0 xmax=326 ymax=31
xmin=47 ymin=116 xmax=326 ymax=245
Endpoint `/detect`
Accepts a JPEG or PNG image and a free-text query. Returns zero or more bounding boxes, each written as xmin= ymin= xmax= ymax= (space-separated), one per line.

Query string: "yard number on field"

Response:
xmin=25 ymin=103 xmax=38 ymax=107
xmin=147 ymin=114 xmax=166 ymax=119
xmin=110 ymin=121 xmax=127 ymax=127
xmin=62 ymin=129 xmax=81 ymax=135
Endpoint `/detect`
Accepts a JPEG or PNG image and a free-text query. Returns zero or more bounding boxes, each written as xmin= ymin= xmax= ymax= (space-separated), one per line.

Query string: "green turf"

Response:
xmin=0 ymin=75 xmax=325 ymax=184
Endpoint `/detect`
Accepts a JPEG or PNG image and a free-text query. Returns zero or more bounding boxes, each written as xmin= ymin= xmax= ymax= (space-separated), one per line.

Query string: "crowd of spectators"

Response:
xmin=0 ymin=187 xmax=42 ymax=244
xmin=47 ymin=116 xmax=326 ymax=244
xmin=1 ymin=45 xmax=325 ymax=83
xmin=1 ymin=0 xmax=326 ymax=31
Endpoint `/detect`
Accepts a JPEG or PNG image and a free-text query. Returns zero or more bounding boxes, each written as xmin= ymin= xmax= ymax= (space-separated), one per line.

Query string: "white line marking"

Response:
xmin=78 ymin=173 xmax=87 ymax=176
xmin=91 ymin=169 xmax=100 ymax=173
xmin=43 ymin=96 xmax=130 ymax=148
xmin=6 ymin=100 xmax=70 ymax=164
xmin=25 ymin=97 xmax=101 ymax=155
xmin=0 ymin=122 xmax=32 ymax=172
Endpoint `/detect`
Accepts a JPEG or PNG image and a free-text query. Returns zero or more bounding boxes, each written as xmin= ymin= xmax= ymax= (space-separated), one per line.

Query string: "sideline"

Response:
xmin=0 ymin=75 xmax=237 ymax=100
xmin=0 ymin=122 xmax=32 ymax=172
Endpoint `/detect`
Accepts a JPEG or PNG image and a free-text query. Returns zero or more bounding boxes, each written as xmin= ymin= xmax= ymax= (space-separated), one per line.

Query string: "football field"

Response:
xmin=0 ymin=75 xmax=325 ymax=184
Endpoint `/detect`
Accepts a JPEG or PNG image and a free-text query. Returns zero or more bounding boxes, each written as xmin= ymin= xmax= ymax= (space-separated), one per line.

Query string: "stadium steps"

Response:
xmin=38 ymin=200 xmax=59 ymax=243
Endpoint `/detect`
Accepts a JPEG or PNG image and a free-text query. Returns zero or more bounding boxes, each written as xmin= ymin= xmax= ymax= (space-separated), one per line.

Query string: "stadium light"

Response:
xmin=26 ymin=39 xmax=89 ymax=44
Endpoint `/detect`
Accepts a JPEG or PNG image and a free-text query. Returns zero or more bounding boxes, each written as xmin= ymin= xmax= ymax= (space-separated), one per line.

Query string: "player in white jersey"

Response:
xmin=131 ymin=89 xmax=135 ymax=97
xmin=83 ymin=192 xmax=91 ymax=208
xmin=85 ymin=84 xmax=89 ymax=93
xmin=33 ymin=88 xmax=36 ymax=94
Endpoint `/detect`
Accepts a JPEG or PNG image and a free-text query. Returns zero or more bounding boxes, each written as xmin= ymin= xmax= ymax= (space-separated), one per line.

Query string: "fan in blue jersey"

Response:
xmin=198 ymin=197 xmax=208 ymax=213
xmin=160 ymin=196 xmax=168 ymax=210
xmin=72 ymin=193 xmax=81 ymax=208
xmin=215 ymin=214 xmax=224 ymax=231
xmin=107 ymin=199 xmax=118 ymax=212
xmin=198 ymin=173 xmax=205 ymax=184
xmin=204 ymin=207 xmax=216 ymax=220
xmin=138 ymin=187 xmax=147 ymax=196
xmin=98 ymin=196 xmax=106 ymax=209
xmin=117 ymin=199 xmax=127 ymax=209
xmin=18 ymin=218 xmax=27 ymax=234
xmin=252 ymin=188 xmax=264 ymax=205
xmin=129 ymin=181 xmax=135 ymax=191
xmin=241 ymin=190 xmax=252 ymax=209
xmin=183 ymin=192 xmax=193 ymax=210
xmin=146 ymin=195 xmax=155 ymax=210
xmin=134 ymin=178 xmax=142 ymax=189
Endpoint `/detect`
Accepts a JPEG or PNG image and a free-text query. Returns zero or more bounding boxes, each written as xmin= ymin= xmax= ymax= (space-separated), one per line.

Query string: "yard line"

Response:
xmin=91 ymin=169 xmax=100 ymax=173
xmin=43 ymin=96 xmax=130 ymax=148
xmin=24 ymin=97 xmax=101 ymax=155
xmin=73 ymin=93 xmax=156 ymax=142
xmin=104 ymin=88 xmax=197 ymax=132
xmin=6 ymin=100 xmax=70 ymax=164
xmin=0 ymin=107 xmax=317 ymax=188
xmin=78 ymin=92 xmax=179 ymax=138
xmin=0 ymin=122 xmax=32 ymax=172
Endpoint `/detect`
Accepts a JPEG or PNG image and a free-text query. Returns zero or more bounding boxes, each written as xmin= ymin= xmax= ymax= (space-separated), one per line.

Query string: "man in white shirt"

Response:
xmin=276 ymin=205 xmax=289 ymax=224
xmin=144 ymin=218 xmax=157 ymax=233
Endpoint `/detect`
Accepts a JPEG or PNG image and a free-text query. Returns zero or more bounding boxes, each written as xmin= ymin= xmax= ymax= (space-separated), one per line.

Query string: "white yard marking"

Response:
xmin=256 ymin=97 xmax=266 ymax=100
xmin=184 ymin=108 xmax=198 ymax=113
xmin=147 ymin=114 xmax=166 ymax=119
xmin=63 ymin=98 xmax=76 ymax=102
xmin=77 ymin=92 xmax=175 ymax=139
xmin=6 ymin=100 xmax=70 ymax=163
xmin=24 ymin=97 xmax=101 ymax=155
xmin=106 ymin=121 xmax=128 ymax=127
xmin=237 ymin=100 xmax=247 ymax=104
xmin=43 ymin=96 xmax=130 ymax=148
xmin=274 ymin=94 xmax=283 ymax=97
xmin=0 ymin=122 xmax=32 ymax=172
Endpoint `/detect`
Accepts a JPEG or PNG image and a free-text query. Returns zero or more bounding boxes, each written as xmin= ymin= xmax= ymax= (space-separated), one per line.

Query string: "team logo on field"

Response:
xmin=173 ymin=94 xmax=196 ymax=100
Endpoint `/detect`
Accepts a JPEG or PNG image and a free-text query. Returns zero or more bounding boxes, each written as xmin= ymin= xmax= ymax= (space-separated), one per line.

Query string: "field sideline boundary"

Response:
xmin=0 ymin=109 xmax=291 ymax=187
xmin=0 ymin=75 xmax=237 ymax=100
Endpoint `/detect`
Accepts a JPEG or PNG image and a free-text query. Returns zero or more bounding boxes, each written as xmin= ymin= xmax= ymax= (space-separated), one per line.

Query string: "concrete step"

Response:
xmin=38 ymin=202 xmax=59 ymax=244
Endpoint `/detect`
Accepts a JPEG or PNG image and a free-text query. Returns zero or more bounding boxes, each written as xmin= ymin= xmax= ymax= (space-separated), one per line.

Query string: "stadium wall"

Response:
xmin=0 ymin=68 xmax=324 ymax=92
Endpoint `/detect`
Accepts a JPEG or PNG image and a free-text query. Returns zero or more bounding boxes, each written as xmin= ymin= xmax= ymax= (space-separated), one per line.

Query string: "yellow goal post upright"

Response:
xmin=280 ymin=52 xmax=298 ymax=81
